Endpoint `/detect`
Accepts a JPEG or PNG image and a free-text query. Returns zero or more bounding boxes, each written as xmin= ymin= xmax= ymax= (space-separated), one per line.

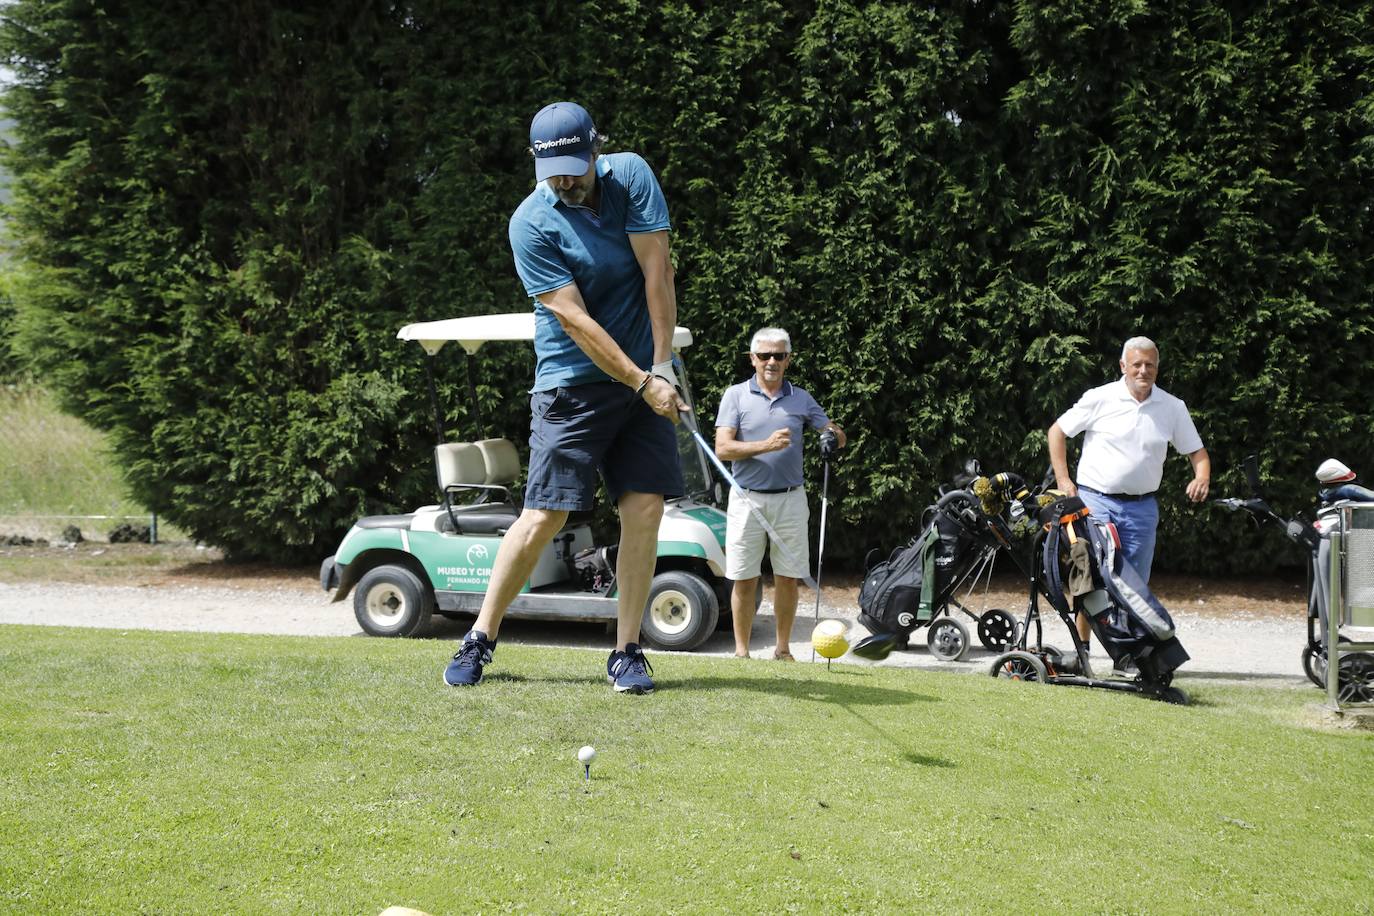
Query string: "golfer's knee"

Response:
xmin=732 ymin=577 xmax=759 ymax=597
xmin=516 ymin=508 xmax=568 ymax=542
xmin=618 ymin=492 xmax=664 ymax=530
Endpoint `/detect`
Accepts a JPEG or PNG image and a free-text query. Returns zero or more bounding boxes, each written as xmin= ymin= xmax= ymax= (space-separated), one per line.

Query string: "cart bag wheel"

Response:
xmin=977 ymin=609 xmax=1019 ymax=652
xmin=1155 ymin=686 xmax=1190 ymax=705
xmin=1336 ymin=653 xmax=1374 ymax=704
xmin=926 ymin=617 xmax=970 ymax=662
xmin=1301 ymin=644 xmax=1325 ymax=689
xmin=990 ymin=650 xmax=1048 ymax=682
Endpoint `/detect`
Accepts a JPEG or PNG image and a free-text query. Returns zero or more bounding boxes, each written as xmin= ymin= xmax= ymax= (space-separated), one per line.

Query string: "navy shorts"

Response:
xmin=526 ymin=381 xmax=685 ymax=511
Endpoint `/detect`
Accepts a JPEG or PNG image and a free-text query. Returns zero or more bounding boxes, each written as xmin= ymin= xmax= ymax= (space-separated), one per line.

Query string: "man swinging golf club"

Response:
xmin=715 ymin=328 xmax=846 ymax=660
xmin=443 ymin=101 xmax=688 ymax=693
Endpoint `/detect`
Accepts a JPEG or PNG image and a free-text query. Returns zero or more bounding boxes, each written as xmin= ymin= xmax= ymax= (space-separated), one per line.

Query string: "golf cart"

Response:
xmin=319 ymin=312 xmax=735 ymax=651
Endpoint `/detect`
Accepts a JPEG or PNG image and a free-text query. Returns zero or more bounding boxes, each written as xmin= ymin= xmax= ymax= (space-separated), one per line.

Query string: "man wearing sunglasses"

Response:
xmin=715 ymin=328 xmax=847 ymax=660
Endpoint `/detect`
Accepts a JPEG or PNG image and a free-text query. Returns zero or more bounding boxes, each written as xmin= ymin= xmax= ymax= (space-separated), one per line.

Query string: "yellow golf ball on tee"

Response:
xmin=812 ymin=619 xmax=850 ymax=659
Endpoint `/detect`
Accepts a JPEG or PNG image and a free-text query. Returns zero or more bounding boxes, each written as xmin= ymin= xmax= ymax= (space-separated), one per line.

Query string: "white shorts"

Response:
xmin=725 ymin=486 xmax=811 ymax=580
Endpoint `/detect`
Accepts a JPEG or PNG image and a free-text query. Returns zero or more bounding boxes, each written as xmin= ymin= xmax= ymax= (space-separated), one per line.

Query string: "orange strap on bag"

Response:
xmin=1042 ymin=506 xmax=1090 ymax=534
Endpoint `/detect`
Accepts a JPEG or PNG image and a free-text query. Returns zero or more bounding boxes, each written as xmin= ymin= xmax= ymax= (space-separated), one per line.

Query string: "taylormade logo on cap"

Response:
xmin=533 ymin=134 xmax=591 ymax=152
xmin=530 ymin=101 xmax=597 ymax=181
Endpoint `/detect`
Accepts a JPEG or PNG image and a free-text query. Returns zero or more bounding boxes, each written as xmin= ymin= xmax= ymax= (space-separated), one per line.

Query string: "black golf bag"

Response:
xmin=1039 ymin=496 xmax=1189 ymax=684
xmin=858 ymin=495 xmax=980 ymax=640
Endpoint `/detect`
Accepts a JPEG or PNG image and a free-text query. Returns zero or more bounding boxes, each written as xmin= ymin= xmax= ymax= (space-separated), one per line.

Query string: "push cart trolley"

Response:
xmin=1324 ymin=504 xmax=1374 ymax=710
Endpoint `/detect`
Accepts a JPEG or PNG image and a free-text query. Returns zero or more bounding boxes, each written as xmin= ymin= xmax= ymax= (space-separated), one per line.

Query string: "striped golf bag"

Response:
xmin=1040 ymin=497 xmax=1190 ymax=685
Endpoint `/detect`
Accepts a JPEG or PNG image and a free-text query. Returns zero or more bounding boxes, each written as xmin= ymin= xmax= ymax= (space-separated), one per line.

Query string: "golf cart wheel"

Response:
xmin=927 ymin=617 xmax=970 ymax=662
xmin=977 ymin=609 xmax=1019 ymax=652
xmin=354 ymin=564 xmax=435 ymax=638
xmin=1301 ymin=645 xmax=1326 ymax=688
xmin=640 ymin=571 xmax=719 ymax=651
xmin=990 ymin=651 xmax=1048 ymax=682
xmin=713 ymin=578 xmax=763 ymax=630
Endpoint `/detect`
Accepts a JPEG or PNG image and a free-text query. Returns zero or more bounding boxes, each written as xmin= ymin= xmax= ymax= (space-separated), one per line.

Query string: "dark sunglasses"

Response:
xmin=753 ymin=351 xmax=790 ymax=362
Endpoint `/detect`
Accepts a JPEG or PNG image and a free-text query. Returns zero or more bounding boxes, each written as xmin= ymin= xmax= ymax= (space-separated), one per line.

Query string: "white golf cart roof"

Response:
xmin=398 ymin=313 xmax=694 ymax=356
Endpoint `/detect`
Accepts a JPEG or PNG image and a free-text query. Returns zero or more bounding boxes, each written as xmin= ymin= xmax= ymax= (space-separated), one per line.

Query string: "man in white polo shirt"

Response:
xmin=715 ymin=327 xmax=846 ymax=660
xmin=1048 ymin=335 xmax=1210 ymax=589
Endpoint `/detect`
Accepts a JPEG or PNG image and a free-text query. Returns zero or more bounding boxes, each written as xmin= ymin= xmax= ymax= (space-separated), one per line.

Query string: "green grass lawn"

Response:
xmin=1 ymin=627 xmax=1370 ymax=914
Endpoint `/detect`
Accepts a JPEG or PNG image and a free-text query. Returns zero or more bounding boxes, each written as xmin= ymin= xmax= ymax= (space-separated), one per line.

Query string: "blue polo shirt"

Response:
xmin=508 ymin=152 xmax=671 ymax=391
xmin=715 ymin=378 xmax=830 ymax=490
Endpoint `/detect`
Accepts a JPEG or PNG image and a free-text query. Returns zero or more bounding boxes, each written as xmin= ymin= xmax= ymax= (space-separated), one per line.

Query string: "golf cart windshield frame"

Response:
xmin=397 ymin=313 xmax=716 ymax=502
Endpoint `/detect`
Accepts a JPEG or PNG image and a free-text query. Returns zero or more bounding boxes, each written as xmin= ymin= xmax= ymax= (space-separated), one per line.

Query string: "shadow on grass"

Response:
xmin=682 ymin=672 xmax=956 ymax=768
xmin=472 ymin=672 xmax=602 ymax=688
xmin=464 ymin=670 xmax=935 ymax=707
xmin=841 ymin=701 xmax=958 ymax=769
xmin=1178 ymin=670 xmax=1308 ymax=684
xmin=679 ymin=670 xmax=934 ymax=707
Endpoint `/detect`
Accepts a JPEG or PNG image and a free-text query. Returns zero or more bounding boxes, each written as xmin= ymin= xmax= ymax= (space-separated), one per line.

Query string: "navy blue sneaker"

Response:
xmin=607 ymin=643 xmax=655 ymax=695
xmin=444 ymin=630 xmax=495 ymax=687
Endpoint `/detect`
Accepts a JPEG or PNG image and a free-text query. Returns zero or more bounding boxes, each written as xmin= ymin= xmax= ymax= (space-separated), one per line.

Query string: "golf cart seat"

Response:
xmin=474 ymin=438 xmax=520 ymax=488
xmin=435 ymin=440 xmax=521 ymax=535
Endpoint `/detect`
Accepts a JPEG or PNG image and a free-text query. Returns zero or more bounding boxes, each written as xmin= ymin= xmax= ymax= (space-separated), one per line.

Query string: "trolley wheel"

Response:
xmin=1301 ymin=644 xmax=1326 ymax=689
xmin=1336 ymin=653 xmax=1374 ymax=704
xmin=977 ymin=609 xmax=1019 ymax=652
xmin=989 ymin=650 xmax=1048 ymax=682
xmin=1156 ymin=686 xmax=1190 ymax=706
xmin=927 ymin=617 xmax=970 ymax=662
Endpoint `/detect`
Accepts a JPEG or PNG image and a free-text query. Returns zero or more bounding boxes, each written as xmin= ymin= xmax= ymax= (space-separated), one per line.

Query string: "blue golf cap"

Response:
xmin=530 ymin=102 xmax=596 ymax=181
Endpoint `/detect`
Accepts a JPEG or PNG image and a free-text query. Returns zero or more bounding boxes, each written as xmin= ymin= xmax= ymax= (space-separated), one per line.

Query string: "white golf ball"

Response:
xmin=578 ymin=745 xmax=597 ymax=765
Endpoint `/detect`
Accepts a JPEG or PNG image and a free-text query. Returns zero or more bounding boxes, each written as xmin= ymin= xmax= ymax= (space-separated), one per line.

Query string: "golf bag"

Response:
xmin=858 ymin=497 xmax=978 ymax=639
xmin=1039 ymin=496 xmax=1189 ymax=684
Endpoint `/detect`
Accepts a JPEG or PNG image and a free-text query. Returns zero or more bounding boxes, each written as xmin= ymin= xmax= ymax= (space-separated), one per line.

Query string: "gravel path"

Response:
xmin=0 ymin=580 xmax=1312 ymax=687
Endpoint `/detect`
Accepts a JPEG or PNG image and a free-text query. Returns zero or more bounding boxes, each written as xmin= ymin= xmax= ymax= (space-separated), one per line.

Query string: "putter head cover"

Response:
xmin=851 ymin=631 xmax=900 ymax=661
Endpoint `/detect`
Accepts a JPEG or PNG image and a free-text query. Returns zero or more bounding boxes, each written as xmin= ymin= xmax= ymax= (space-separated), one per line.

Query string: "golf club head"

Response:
xmin=851 ymin=632 xmax=900 ymax=661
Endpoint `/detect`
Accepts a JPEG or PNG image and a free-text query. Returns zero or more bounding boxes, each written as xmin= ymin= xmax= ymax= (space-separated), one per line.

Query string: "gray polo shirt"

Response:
xmin=715 ymin=378 xmax=830 ymax=490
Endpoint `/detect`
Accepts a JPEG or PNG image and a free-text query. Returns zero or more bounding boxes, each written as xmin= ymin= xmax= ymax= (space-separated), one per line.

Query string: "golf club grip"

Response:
xmin=689 ymin=428 xmax=818 ymax=590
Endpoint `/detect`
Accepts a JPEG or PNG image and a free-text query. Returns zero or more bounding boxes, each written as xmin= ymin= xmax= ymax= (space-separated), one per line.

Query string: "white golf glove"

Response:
xmin=651 ymin=358 xmax=683 ymax=395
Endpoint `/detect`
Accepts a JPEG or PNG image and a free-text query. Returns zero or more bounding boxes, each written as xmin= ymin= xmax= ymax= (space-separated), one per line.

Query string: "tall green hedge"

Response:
xmin=2 ymin=0 xmax=1370 ymax=569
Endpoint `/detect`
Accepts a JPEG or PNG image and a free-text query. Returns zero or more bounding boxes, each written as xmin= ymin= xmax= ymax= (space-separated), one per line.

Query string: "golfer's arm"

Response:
xmin=537 ymin=284 xmax=646 ymax=387
xmin=715 ymin=426 xmax=772 ymax=461
xmin=629 ymin=230 xmax=675 ymax=365
xmin=1048 ymin=422 xmax=1075 ymax=492
xmin=1186 ymin=447 xmax=1211 ymax=500
xmin=1188 ymin=447 xmax=1210 ymax=479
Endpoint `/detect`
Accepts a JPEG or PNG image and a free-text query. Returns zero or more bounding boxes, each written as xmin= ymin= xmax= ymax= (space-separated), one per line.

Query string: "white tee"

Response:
xmin=1057 ymin=379 xmax=1204 ymax=495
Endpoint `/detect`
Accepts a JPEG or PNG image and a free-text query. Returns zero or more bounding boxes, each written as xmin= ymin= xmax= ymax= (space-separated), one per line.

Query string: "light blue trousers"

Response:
xmin=1077 ymin=488 xmax=1159 ymax=585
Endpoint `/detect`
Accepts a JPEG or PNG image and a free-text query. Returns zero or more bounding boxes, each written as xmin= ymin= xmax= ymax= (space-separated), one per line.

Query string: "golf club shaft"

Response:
xmin=688 ymin=427 xmax=818 ymax=590
xmin=812 ymin=459 xmax=830 ymax=662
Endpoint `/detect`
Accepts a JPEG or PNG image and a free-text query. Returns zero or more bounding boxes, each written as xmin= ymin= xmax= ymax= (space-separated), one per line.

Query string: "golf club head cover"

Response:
xmin=851 ymin=632 xmax=899 ymax=661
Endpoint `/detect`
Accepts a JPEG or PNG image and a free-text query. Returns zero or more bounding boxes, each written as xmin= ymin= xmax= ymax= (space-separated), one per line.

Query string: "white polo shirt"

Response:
xmin=1057 ymin=379 xmax=1204 ymax=495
